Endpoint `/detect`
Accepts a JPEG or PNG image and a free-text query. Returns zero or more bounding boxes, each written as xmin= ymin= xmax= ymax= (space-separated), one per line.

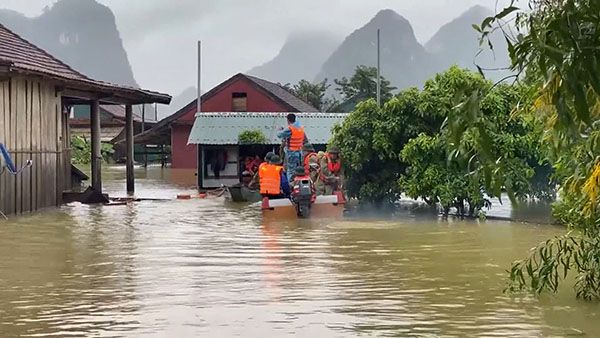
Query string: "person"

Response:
xmin=317 ymin=146 xmax=344 ymax=195
xmin=303 ymin=143 xmax=320 ymax=183
xmin=277 ymin=113 xmax=307 ymax=183
xmin=241 ymin=170 xmax=253 ymax=187
xmin=250 ymin=152 xmax=275 ymax=189
xmin=259 ymin=155 xmax=290 ymax=199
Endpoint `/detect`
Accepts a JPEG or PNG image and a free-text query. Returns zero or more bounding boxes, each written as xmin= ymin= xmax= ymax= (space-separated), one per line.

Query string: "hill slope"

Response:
xmin=248 ymin=32 xmax=341 ymax=85
xmin=425 ymin=5 xmax=511 ymax=81
xmin=315 ymin=9 xmax=434 ymax=91
xmin=0 ymin=0 xmax=138 ymax=86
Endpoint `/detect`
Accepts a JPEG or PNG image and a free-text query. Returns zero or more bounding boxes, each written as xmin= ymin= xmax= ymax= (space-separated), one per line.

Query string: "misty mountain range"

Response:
xmin=252 ymin=5 xmax=510 ymax=91
xmin=0 ymin=1 xmax=509 ymax=117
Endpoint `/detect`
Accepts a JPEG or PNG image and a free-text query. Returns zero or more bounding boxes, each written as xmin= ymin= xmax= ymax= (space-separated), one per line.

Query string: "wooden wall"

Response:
xmin=0 ymin=76 xmax=66 ymax=215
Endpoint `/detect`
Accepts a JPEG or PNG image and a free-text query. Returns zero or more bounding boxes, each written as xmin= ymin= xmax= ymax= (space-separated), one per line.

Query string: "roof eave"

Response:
xmin=7 ymin=67 xmax=171 ymax=105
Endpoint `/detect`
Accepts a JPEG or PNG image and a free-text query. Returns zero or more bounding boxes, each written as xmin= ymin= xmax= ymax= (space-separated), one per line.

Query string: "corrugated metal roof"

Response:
xmin=188 ymin=112 xmax=347 ymax=145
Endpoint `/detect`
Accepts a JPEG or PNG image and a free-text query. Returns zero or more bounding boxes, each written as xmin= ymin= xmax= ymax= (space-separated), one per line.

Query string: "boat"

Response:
xmin=227 ymin=184 xmax=262 ymax=203
xmin=261 ymin=191 xmax=346 ymax=219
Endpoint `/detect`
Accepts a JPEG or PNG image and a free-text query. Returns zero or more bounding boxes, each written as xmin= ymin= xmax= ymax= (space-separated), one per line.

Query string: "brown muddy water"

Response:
xmin=0 ymin=166 xmax=598 ymax=337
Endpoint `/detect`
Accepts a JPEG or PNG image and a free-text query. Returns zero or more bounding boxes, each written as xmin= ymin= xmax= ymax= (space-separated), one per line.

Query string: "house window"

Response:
xmin=232 ymin=92 xmax=247 ymax=112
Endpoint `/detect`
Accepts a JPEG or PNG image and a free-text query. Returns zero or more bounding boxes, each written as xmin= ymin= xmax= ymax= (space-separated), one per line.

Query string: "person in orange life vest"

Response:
xmin=302 ymin=143 xmax=320 ymax=183
xmin=259 ymin=155 xmax=290 ymax=198
xmin=277 ymin=113 xmax=308 ymax=183
xmin=317 ymin=146 xmax=344 ymax=195
xmin=250 ymin=152 xmax=275 ymax=189
xmin=291 ymin=166 xmax=317 ymax=203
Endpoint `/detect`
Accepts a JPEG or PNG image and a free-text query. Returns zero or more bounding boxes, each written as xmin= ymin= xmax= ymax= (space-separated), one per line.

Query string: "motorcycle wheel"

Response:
xmin=297 ymin=202 xmax=311 ymax=218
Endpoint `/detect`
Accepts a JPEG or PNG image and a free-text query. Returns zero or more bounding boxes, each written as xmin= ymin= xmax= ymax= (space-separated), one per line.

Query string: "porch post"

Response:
xmin=125 ymin=104 xmax=134 ymax=194
xmin=90 ymin=100 xmax=102 ymax=192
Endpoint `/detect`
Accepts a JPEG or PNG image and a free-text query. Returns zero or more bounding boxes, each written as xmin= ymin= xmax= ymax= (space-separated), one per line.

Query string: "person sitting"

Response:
xmin=259 ymin=154 xmax=289 ymax=199
xmin=317 ymin=146 xmax=344 ymax=195
xmin=241 ymin=170 xmax=253 ymax=188
xmin=303 ymin=143 xmax=320 ymax=183
xmin=250 ymin=152 xmax=275 ymax=189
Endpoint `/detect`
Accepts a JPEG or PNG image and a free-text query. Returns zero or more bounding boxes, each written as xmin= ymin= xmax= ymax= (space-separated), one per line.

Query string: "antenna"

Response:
xmin=197 ymin=41 xmax=202 ymax=114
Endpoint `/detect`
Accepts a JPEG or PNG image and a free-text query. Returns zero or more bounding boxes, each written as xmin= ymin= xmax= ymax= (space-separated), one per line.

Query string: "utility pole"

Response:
xmin=196 ymin=40 xmax=202 ymax=189
xmin=376 ymin=28 xmax=381 ymax=108
xmin=142 ymin=104 xmax=147 ymax=167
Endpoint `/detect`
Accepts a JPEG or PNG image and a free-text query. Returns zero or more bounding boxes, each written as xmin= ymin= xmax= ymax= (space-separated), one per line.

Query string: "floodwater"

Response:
xmin=1 ymin=166 xmax=598 ymax=337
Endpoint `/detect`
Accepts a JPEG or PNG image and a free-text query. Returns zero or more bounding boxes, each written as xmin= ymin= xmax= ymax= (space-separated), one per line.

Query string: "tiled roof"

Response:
xmin=188 ymin=112 xmax=347 ymax=145
xmin=244 ymin=74 xmax=319 ymax=112
xmin=101 ymin=105 xmax=155 ymax=123
xmin=0 ymin=23 xmax=170 ymax=104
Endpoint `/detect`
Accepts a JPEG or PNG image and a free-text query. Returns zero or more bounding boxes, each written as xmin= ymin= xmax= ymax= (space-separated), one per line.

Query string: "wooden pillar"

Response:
xmin=125 ymin=104 xmax=134 ymax=194
xmin=90 ymin=100 xmax=102 ymax=192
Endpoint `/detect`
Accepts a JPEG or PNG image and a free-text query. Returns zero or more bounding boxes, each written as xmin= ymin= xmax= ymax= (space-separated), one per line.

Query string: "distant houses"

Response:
xmin=0 ymin=23 xmax=170 ymax=215
xmin=138 ymin=73 xmax=347 ymax=188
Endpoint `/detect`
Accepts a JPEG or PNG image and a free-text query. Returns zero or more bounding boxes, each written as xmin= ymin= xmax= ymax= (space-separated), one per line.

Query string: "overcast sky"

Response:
xmin=1 ymin=0 xmax=517 ymax=96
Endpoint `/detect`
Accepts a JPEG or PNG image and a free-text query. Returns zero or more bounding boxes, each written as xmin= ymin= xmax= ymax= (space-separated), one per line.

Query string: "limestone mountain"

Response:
xmin=0 ymin=0 xmax=138 ymax=87
xmin=315 ymin=9 xmax=434 ymax=91
xmin=248 ymin=31 xmax=341 ymax=85
xmin=425 ymin=5 xmax=511 ymax=81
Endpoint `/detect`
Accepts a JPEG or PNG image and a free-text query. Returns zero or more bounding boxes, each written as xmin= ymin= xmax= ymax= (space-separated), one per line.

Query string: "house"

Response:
xmin=136 ymin=73 xmax=347 ymax=188
xmin=0 ymin=23 xmax=170 ymax=215
xmin=70 ymin=104 xmax=155 ymax=142
xmin=188 ymin=112 xmax=346 ymax=188
xmin=70 ymin=104 xmax=159 ymax=162
xmin=135 ymin=73 xmax=321 ymax=169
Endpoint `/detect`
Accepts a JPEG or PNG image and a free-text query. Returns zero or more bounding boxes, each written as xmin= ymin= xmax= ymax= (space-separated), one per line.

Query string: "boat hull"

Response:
xmin=228 ymin=185 xmax=262 ymax=203
xmin=262 ymin=193 xmax=346 ymax=219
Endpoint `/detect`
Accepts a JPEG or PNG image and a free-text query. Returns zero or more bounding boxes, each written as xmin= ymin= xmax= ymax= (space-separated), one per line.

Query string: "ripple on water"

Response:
xmin=0 ymin=167 xmax=596 ymax=337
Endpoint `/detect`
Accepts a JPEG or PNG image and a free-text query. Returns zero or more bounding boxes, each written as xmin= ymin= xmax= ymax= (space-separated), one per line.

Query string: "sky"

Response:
xmin=1 ymin=0 xmax=518 ymax=96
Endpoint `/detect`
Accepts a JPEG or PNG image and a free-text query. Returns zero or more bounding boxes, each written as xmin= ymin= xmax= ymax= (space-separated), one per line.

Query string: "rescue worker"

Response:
xmin=303 ymin=143 xmax=320 ymax=183
xmin=250 ymin=152 xmax=275 ymax=190
xmin=277 ymin=113 xmax=307 ymax=183
xmin=259 ymin=155 xmax=290 ymax=199
xmin=317 ymin=146 xmax=343 ymax=195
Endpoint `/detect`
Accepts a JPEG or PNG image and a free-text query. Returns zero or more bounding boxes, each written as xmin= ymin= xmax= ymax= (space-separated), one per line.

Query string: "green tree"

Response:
xmin=455 ymin=0 xmax=600 ymax=299
xmin=71 ymin=136 xmax=114 ymax=164
xmin=287 ymin=79 xmax=339 ymax=112
xmin=334 ymin=65 xmax=396 ymax=102
xmin=331 ymin=87 xmax=427 ymax=204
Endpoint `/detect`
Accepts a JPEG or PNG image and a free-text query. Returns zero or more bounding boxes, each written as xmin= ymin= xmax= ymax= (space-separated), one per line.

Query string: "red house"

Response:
xmin=142 ymin=73 xmax=319 ymax=169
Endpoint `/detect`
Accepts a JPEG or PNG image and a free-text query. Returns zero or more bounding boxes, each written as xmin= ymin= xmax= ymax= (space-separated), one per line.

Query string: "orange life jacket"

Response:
xmin=288 ymin=125 xmax=305 ymax=151
xmin=303 ymin=152 xmax=318 ymax=172
xmin=259 ymin=163 xmax=283 ymax=195
xmin=319 ymin=153 xmax=342 ymax=184
xmin=326 ymin=153 xmax=342 ymax=174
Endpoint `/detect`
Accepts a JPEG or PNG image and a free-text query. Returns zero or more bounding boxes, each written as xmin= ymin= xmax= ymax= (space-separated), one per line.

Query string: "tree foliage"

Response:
xmin=286 ymin=79 xmax=340 ymax=112
xmin=238 ymin=129 xmax=267 ymax=145
xmin=333 ymin=66 xmax=552 ymax=214
xmin=334 ymin=65 xmax=396 ymax=103
xmin=455 ymin=0 xmax=600 ymax=299
xmin=71 ymin=136 xmax=114 ymax=164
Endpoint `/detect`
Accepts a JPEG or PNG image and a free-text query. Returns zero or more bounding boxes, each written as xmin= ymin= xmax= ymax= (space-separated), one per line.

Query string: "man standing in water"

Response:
xmin=277 ymin=113 xmax=307 ymax=183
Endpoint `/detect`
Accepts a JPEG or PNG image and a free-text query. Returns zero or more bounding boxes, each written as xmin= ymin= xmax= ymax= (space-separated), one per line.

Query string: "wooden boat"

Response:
xmin=227 ymin=184 xmax=262 ymax=203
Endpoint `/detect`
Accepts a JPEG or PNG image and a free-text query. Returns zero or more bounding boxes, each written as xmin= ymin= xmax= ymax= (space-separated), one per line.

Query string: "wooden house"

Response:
xmin=0 ymin=23 xmax=170 ymax=216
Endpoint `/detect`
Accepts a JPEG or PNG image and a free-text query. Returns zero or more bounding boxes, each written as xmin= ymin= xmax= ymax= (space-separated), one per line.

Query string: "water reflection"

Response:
xmin=0 ymin=166 xmax=596 ymax=337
